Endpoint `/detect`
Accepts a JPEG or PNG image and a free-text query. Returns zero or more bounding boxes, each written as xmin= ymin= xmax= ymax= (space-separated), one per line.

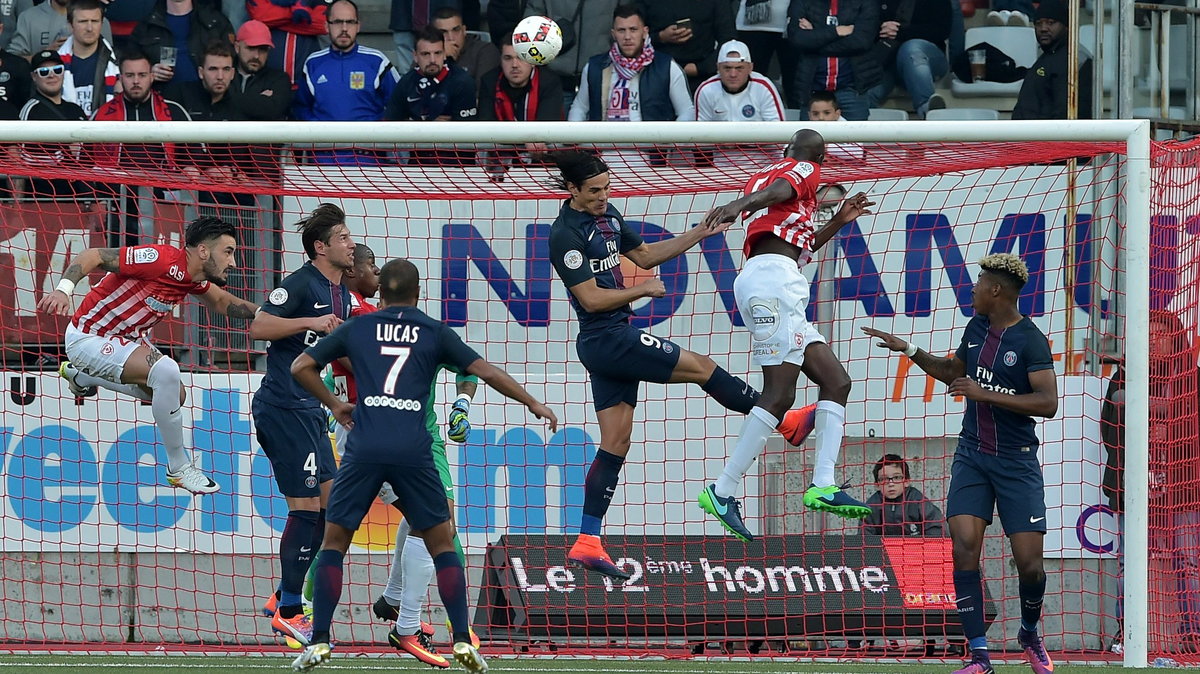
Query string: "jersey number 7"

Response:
xmin=381 ymin=346 xmax=411 ymax=395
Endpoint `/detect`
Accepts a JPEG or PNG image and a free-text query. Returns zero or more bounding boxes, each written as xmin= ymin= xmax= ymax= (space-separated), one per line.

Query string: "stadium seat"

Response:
xmin=950 ymin=26 xmax=1038 ymax=98
xmin=869 ymin=108 xmax=910 ymax=121
xmin=1079 ymin=23 xmax=1123 ymax=92
xmin=925 ymin=108 xmax=1001 ymax=120
xmin=785 ymin=108 xmax=803 ymax=121
xmin=1132 ymin=105 xmax=1188 ymax=120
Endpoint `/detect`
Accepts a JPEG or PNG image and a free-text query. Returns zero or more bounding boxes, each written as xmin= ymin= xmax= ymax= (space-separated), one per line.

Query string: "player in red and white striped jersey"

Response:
xmin=696 ymin=129 xmax=876 ymax=539
xmin=37 ymin=216 xmax=261 ymax=495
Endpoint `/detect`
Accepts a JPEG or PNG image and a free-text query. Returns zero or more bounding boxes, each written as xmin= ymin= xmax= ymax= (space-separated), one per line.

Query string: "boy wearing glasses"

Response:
xmin=861 ymin=453 xmax=945 ymax=538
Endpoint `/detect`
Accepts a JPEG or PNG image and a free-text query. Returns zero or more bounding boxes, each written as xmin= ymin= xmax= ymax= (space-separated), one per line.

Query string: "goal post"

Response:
xmin=0 ymin=119 xmax=1161 ymax=666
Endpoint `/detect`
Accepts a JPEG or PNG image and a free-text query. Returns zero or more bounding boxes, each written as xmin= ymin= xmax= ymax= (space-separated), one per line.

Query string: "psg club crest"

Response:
xmin=305 ymin=476 xmax=317 ymax=489
xmin=1003 ymin=350 xmax=1017 ymax=367
xmin=742 ymin=104 xmax=756 ymax=118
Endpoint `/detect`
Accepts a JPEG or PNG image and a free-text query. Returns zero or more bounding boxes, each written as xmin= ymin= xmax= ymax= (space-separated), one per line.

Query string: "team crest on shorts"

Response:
xmin=1003 ymin=350 xmax=1017 ymax=366
xmin=305 ymin=476 xmax=317 ymax=489
xmin=742 ymin=104 xmax=755 ymax=118
xmin=269 ymin=288 xmax=288 ymax=305
xmin=101 ymin=343 xmax=114 ymax=355
xmin=663 ymin=342 xmax=673 ymax=353
xmin=350 ymin=71 xmax=365 ymax=89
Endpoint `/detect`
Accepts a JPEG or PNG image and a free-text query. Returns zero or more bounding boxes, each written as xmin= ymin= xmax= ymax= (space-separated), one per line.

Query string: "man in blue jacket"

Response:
xmin=293 ymin=0 xmax=399 ymax=164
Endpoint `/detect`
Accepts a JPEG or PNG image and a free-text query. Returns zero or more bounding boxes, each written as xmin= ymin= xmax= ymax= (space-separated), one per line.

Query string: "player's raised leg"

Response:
xmin=797 ymin=344 xmax=870 ymax=519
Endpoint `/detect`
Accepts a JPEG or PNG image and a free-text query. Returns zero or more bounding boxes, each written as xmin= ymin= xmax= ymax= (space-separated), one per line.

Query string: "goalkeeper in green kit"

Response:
xmin=318 ymin=245 xmax=480 ymax=667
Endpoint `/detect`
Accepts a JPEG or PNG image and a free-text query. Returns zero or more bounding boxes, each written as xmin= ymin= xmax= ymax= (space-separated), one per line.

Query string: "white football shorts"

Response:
xmin=734 ymin=253 xmax=826 ymax=368
xmin=64 ymin=322 xmax=152 ymax=383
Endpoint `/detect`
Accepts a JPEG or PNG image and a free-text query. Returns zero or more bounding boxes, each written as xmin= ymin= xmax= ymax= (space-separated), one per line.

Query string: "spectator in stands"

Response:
xmin=229 ymin=19 xmax=290 ymax=122
xmin=569 ymin=5 xmax=693 ymax=123
xmin=525 ymin=0 xmax=618 ymax=110
xmin=294 ymin=0 xmax=397 ymax=124
xmin=694 ymin=39 xmax=782 ymax=122
xmin=734 ymin=0 xmax=797 ymax=108
xmin=19 ymin=49 xmax=89 ymax=198
xmin=477 ymin=33 xmax=561 ymax=179
xmin=0 ymin=20 xmax=30 ymax=115
xmin=246 ymin=0 xmax=326 ymax=84
xmin=167 ymin=41 xmax=238 ymax=122
xmin=485 ymin=0 xmax=523 ymax=47
xmin=0 ymin=0 xmax=20 ymax=52
xmin=100 ymin=0 xmax=155 ymax=55
xmin=637 ymin=0 xmax=733 ymax=92
xmin=431 ymin=6 xmax=498 ymax=88
xmin=387 ymin=25 xmax=475 ymax=122
xmin=130 ymin=0 xmax=234 ymax=89
xmin=90 ymin=49 xmax=191 ymax=246
xmin=861 ymin=453 xmax=945 ymax=537
xmin=390 ymin=0 xmax=459 ymax=72
xmin=1104 ymin=310 xmax=1200 ymax=651
xmin=1011 ymin=0 xmax=1093 ymax=120
xmin=866 ymin=0 xmax=952 ymax=119
xmin=478 ymin=34 xmax=562 ymax=122
xmin=58 ymin=0 xmax=117 ymax=117
xmin=806 ymin=91 xmax=863 ymax=161
xmin=295 ymin=0 xmax=398 ymax=165
xmin=10 ymin=0 xmax=112 ymax=59
xmin=787 ymin=0 xmax=880 ymax=120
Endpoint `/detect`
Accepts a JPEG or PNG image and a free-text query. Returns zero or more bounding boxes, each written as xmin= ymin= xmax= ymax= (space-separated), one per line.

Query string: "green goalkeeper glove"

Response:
xmin=447 ymin=395 xmax=471 ymax=443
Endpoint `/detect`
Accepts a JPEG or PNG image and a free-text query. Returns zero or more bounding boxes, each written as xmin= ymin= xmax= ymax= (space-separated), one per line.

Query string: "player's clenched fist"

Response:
xmin=38 ymin=290 xmax=72 ymax=316
xmin=309 ymin=314 xmax=343 ymax=334
xmin=447 ymin=397 xmax=471 ymax=443
xmin=639 ymin=278 xmax=666 ymax=298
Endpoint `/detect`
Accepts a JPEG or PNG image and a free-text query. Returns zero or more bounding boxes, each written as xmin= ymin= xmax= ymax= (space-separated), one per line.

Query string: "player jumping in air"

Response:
xmin=328 ymin=244 xmax=479 ymax=667
xmin=863 ymin=253 xmax=1057 ymax=674
xmin=250 ymin=203 xmax=356 ymax=647
xmin=696 ymin=129 xmax=875 ymax=541
xmin=542 ymin=149 xmax=816 ymax=580
xmin=37 ymin=216 xmax=258 ymax=495
xmin=289 ymin=258 xmax=557 ymax=673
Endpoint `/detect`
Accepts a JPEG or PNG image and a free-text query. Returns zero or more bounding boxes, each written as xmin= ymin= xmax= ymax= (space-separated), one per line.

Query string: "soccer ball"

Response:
xmin=512 ymin=15 xmax=563 ymax=66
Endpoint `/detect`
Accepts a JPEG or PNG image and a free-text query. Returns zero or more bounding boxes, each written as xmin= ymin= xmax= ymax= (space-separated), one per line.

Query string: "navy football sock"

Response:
xmin=311 ymin=548 xmax=344 ymax=640
xmin=702 ymin=366 xmax=761 ymax=414
xmin=279 ymin=509 xmax=319 ymax=616
xmin=1020 ymin=575 xmax=1047 ymax=633
xmin=302 ymin=509 xmax=327 ymax=602
xmin=581 ymin=449 xmax=624 ymax=536
xmin=954 ymin=570 xmax=988 ymax=645
xmin=433 ymin=551 xmax=471 ymax=643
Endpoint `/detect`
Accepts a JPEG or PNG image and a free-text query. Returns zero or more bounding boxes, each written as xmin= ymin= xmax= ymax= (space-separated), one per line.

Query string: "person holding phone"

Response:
xmin=636 ymin=0 xmax=734 ymax=89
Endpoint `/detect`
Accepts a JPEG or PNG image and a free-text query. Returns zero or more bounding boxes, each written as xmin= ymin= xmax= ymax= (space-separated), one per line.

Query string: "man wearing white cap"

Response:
xmin=693 ymin=39 xmax=783 ymax=122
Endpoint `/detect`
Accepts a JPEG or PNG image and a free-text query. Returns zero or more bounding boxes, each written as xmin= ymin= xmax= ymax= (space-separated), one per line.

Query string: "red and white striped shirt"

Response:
xmin=331 ymin=290 xmax=377 ymax=404
xmin=72 ymin=245 xmax=209 ymax=340
xmin=741 ymin=157 xmax=822 ymax=261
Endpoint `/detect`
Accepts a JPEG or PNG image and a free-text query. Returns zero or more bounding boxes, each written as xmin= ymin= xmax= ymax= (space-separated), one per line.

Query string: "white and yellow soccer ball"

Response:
xmin=512 ymin=15 xmax=563 ymax=66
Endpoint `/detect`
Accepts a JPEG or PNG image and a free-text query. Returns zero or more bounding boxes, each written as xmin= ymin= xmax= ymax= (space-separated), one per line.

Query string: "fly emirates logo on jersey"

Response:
xmin=975 ymin=365 xmax=1016 ymax=395
xmin=591 ymin=239 xmax=620 ymax=274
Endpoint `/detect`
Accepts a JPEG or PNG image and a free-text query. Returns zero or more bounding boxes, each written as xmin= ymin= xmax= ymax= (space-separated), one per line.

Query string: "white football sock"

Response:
xmin=147 ymin=357 xmax=188 ymax=473
xmin=397 ymin=534 xmax=434 ymax=632
xmin=715 ymin=407 xmax=779 ymax=499
xmin=382 ymin=518 xmax=413 ymax=605
xmin=74 ymin=370 xmax=151 ymax=401
xmin=812 ymin=400 xmax=846 ymax=488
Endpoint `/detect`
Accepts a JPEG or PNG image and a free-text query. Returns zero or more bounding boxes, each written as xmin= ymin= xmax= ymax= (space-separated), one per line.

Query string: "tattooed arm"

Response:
xmin=199 ymin=286 xmax=260 ymax=321
xmin=37 ymin=247 xmax=121 ymax=316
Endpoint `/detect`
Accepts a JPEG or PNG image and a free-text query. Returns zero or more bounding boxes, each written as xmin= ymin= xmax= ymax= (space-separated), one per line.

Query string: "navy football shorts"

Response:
xmin=326 ymin=460 xmax=451 ymax=532
xmin=946 ymin=445 xmax=1047 ymax=535
xmin=576 ymin=322 xmax=683 ymax=411
xmin=252 ymin=396 xmax=336 ymax=498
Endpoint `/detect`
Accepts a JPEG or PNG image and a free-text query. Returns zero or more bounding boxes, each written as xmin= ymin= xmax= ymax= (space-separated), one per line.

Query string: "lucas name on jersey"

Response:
xmin=377 ymin=323 xmax=420 ymax=344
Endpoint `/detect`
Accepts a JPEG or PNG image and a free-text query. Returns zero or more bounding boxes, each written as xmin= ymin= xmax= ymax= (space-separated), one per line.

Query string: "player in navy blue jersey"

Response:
xmin=288 ymin=258 xmax=557 ymax=673
xmin=863 ymin=253 xmax=1057 ymax=674
xmin=541 ymin=150 xmax=816 ymax=580
xmin=248 ymin=203 xmax=357 ymax=647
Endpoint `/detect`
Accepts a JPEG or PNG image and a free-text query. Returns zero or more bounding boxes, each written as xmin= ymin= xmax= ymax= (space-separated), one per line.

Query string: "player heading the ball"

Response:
xmin=38 ymin=216 xmax=259 ymax=495
xmin=542 ymin=149 xmax=817 ymax=580
xmin=289 ymin=258 xmax=557 ymax=673
xmin=698 ymin=129 xmax=876 ymax=541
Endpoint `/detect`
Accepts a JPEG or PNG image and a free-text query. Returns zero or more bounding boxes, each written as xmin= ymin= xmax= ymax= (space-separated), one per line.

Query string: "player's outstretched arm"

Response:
xmin=249 ymin=311 xmax=342 ymax=341
xmin=700 ymin=178 xmax=797 ymax=231
xmin=291 ymin=352 xmax=354 ymax=429
xmin=810 ymin=192 xmax=874 ymax=252
xmin=464 ymin=358 xmax=558 ymax=432
xmin=624 ymin=217 xmax=732 ymax=270
xmin=861 ymin=326 xmax=965 ymax=385
xmin=199 ymin=286 xmax=260 ymax=321
xmin=37 ymin=247 xmax=121 ymax=315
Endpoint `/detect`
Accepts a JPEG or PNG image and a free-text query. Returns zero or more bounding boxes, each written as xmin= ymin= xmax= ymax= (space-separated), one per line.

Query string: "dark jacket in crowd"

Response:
xmin=861 ymin=486 xmax=946 ymax=538
xmin=477 ymin=64 xmax=563 ymax=121
xmin=636 ymin=0 xmax=735 ymax=82
xmin=787 ymin=0 xmax=881 ymax=106
xmin=877 ymin=0 xmax=952 ymax=57
xmin=131 ymin=0 xmax=234 ymax=77
xmin=230 ymin=65 xmax=293 ymax=121
xmin=1011 ymin=34 xmax=1093 ymax=120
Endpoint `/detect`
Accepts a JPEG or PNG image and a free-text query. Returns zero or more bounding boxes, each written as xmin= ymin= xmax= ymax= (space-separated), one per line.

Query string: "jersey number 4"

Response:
xmin=381 ymin=346 xmax=411 ymax=395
